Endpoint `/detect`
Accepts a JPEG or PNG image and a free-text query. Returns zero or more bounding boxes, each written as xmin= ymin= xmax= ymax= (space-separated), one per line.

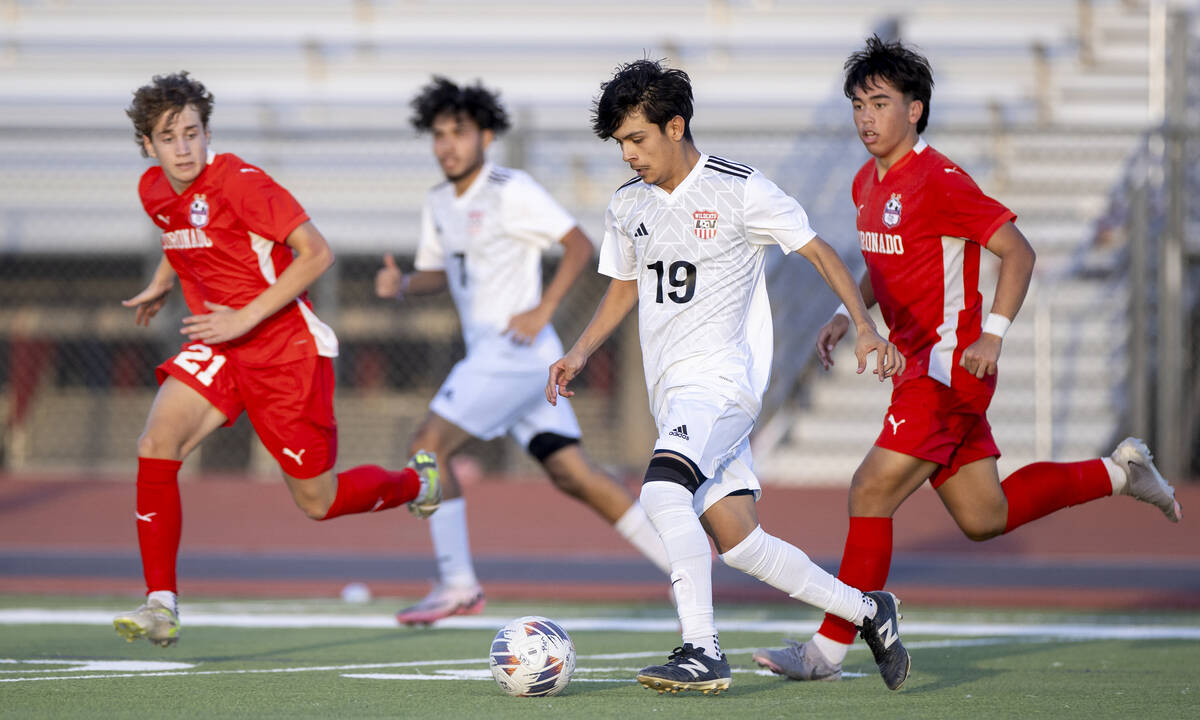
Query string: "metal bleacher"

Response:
xmin=0 ymin=0 xmax=1165 ymax=479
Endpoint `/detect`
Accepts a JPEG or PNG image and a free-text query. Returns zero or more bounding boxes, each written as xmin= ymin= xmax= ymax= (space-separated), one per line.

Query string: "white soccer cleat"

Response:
xmin=113 ymin=597 xmax=180 ymax=647
xmin=1111 ymin=437 xmax=1182 ymax=523
xmin=396 ymin=582 xmax=485 ymax=626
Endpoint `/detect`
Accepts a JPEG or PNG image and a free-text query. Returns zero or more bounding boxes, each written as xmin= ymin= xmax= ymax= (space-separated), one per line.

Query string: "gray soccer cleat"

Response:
xmin=1111 ymin=437 xmax=1182 ymax=523
xmin=406 ymin=449 xmax=441 ymax=519
xmin=752 ymin=639 xmax=843 ymax=681
xmin=113 ymin=597 xmax=179 ymax=647
xmin=858 ymin=591 xmax=910 ymax=691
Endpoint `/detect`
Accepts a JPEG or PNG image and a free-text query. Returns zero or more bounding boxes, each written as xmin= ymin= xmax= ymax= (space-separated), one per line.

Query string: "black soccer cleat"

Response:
xmin=858 ymin=590 xmax=911 ymax=690
xmin=636 ymin=643 xmax=731 ymax=695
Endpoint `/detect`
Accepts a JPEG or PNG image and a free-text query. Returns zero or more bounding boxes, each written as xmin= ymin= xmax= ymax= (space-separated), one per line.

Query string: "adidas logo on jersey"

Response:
xmin=668 ymin=424 xmax=689 ymax=441
xmin=634 ymin=222 xmax=650 ymax=238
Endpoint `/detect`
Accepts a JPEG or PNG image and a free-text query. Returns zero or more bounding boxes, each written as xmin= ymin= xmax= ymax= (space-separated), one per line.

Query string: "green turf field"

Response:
xmin=1 ymin=595 xmax=1197 ymax=719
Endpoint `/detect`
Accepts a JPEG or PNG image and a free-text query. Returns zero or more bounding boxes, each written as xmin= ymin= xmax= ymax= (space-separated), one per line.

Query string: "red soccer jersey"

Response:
xmin=852 ymin=139 xmax=1016 ymax=395
xmin=138 ymin=152 xmax=337 ymax=367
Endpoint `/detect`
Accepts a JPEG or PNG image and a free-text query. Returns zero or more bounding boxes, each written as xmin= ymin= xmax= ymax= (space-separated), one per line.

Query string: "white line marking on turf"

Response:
xmin=2 ymin=609 xmax=1197 ymax=640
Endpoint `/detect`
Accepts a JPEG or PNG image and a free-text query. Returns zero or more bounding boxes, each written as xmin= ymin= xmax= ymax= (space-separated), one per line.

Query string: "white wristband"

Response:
xmin=833 ymin=303 xmax=851 ymax=320
xmin=982 ymin=312 xmax=1011 ymax=339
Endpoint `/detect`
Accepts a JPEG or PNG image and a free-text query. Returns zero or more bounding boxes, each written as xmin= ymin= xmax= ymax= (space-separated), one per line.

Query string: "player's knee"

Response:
xmin=531 ymin=434 xmax=584 ymax=495
xmin=957 ymin=513 xmax=1004 ymax=541
xmin=136 ymin=431 xmax=180 ymax=461
xmin=296 ymin=494 xmax=332 ymax=521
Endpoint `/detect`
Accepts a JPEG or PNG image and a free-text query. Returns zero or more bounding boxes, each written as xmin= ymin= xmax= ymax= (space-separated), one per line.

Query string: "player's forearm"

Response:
xmin=984 ymin=223 xmax=1036 ymax=325
xmin=858 ymin=271 xmax=876 ymax=309
xmin=241 ymin=239 xmax=333 ymax=325
xmin=539 ymin=227 xmax=592 ymax=313
xmin=569 ymin=278 xmax=637 ymax=359
xmin=150 ymin=255 xmax=178 ymax=291
xmin=404 ymin=270 xmax=449 ymax=296
xmin=800 ymin=237 xmax=877 ymax=333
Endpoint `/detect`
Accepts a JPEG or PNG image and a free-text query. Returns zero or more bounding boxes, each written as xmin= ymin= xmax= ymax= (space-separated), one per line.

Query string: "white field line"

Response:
xmin=1 ymin=609 xmax=1198 ymax=640
xmin=0 ymin=641 xmax=1037 ymax=684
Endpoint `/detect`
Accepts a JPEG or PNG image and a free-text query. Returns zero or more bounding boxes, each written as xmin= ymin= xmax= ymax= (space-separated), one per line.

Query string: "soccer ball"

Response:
xmin=488 ymin=616 xmax=576 ymax=697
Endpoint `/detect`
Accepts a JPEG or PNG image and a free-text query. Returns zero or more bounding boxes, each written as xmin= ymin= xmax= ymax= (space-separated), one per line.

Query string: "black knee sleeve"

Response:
xmin=643 ymin=454 xmax=704 ymax=494
xmin=527 ymin=432 xmax=580 ymax=463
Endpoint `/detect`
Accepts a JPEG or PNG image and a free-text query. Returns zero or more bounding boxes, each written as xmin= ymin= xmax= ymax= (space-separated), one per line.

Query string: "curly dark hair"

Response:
xmin=126 ymin=72 xmax=214 ymax=157
xmin=844 ymin=35 xmax=934 ymax=134
xmin=410 ymin=76 xmax=510 ymax=134
xmin=592 ymin=59 xmax=694 ymax=142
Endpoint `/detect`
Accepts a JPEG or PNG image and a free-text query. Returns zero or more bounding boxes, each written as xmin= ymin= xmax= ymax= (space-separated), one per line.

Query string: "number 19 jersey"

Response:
xmin=598 ymin=155 xmax=816 ymax=419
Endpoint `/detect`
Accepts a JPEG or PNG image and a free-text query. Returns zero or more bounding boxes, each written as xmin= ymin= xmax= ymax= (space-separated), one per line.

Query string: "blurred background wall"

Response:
xmin=1 ymin=0 xmax=1196 ymax=484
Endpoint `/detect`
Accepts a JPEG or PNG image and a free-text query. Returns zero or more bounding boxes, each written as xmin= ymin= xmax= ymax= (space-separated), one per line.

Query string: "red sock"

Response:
xmin=817 ymin=516 xmax=893 ymax=644
xmin=1002 ymin=459 xmax=1111 ymax=533
xmin=321 ymin=465 xmax=420 ymax=520
xmin=136 ymin=457 xmax=183 ymax=594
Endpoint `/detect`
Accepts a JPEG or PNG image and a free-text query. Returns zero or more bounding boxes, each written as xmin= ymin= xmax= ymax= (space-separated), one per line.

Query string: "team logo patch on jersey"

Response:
xmin=693 ymin=210 xmax=718 ymax=239
xmin=882 ymin=193 xmax=902 ymax=228
xmin=189 ymin=194 xmax=209 ymax=228
xmin=468 ymin=210 xmax=485 ymax=236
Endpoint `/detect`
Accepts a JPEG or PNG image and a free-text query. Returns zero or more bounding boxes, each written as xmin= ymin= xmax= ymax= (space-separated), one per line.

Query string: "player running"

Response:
xmin=753 ymin=36 xmax=1182 ymax=683
xmin=113 ymin=72 xmax=441 ymax=648
xmin=376 ymin=77 xmax=670 ymax=625
xmin=549 ymin=59 xmax=912 ymax=694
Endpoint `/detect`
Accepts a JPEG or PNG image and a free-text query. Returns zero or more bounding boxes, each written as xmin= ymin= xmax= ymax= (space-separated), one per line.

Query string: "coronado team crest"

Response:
xmin=189 ymin=194 xmax=209 ymax=228
xmin=882 ymin=193 xmax=902 ymax=228
xmin=693 ymin=210 xmax=718 ymax=239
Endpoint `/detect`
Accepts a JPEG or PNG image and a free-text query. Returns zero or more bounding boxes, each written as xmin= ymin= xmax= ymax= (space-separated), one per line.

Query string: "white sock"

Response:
xmin=719 ymin=525 xmax=875 ymax=625
xmin=147 ymin=590 xmax=177 ymax=615
xmin=428 ymin=497 xmax=477 ymax=588
xmin=811 ymin=631 xmax=850 ymax=665
xmin=640 ymin=480 xmax=720 ymax=660
xmin=1102 ymin=456 xmax=1126 ymax=494
xmin=614 ymin=502 xmax=672 ymax=575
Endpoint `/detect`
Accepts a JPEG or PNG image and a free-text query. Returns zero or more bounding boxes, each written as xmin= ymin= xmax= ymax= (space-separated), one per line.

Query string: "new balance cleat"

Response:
xmin=858 ymin=590 xmax=910 ymax=690
xmin=636 ymin=644 xmax=731 ymax=695
xmin=752 ymin=639 xmax=843 ymax=682
xmin=1111 ymin=437 xmax=1182 ymax=522
xmin=113 ymin=597 xmax=179 ymax=647
xmin=406 ymin=449 xmax=441 ymax=519
xmin=396 ymin=582 xmax=485 ymax=626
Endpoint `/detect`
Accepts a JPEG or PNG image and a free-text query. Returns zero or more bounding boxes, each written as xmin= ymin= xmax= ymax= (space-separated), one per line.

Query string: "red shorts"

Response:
xmin=873 ymin=376 xmax=1000 ymax=488
xmin=156 ymin=342 xmax=338 ymax=479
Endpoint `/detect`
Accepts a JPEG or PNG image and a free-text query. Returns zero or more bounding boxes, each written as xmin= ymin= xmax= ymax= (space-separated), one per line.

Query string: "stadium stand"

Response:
xmin=0 ymin=0 xmax=1191 ymax=480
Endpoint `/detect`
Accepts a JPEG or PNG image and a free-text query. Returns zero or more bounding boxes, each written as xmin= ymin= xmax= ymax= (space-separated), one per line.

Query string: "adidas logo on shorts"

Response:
xmin=668 ymin=424 xmax=689 ymax=441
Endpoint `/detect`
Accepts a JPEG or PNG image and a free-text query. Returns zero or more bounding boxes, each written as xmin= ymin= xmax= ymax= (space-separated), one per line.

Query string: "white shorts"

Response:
xmin=430 ymin=329 xmax=581 ymax=450
xmin=652 ymin=386 xmax=762 ymax=515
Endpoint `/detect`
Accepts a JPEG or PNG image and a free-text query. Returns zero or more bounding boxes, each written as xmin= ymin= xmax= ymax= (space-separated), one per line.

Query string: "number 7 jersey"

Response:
xmin=598 ymin=155 xmax=816 ymax=417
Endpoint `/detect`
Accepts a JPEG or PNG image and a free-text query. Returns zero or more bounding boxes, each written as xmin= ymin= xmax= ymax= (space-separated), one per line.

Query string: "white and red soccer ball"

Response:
xmin=488 ymin=616 xmax=575 ymax=697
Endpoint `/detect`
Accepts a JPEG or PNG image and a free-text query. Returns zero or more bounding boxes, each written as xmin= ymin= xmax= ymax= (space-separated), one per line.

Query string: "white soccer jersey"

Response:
xmin=598 ymin=155 xmax=816 ymax=420
xmin=415 ymin=163 xmax=577 ymax=353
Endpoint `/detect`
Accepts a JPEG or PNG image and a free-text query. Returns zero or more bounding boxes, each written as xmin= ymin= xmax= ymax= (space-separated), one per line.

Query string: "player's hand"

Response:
xmin=122 ymin=281 xmax=173 ymax=327
xmin=375 ymin=254 xmax=406 ymax=300
xmin=506 ymin=305 xmax=552 ymax=346
xmin=546 ymin=350 xmax=587 ymax=405
xmin=959 ymin=333 xmax=1002 ymax=379
xmin=853 ymin=326 xmax=905 ymax=382
xmin=181 ymin=301 xmax=257 ymax=344
xmin=815 ymin=313 xmax=850 ymax=370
